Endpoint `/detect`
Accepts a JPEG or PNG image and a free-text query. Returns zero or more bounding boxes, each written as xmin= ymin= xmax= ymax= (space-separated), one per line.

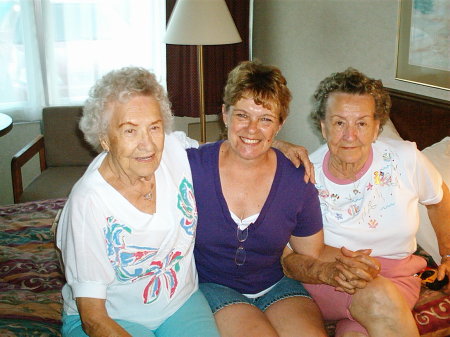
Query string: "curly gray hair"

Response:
xmin=79 ymin=67 xmax=173 ymax=150
xmin=310 ymin=67 xmax=391 ymax=134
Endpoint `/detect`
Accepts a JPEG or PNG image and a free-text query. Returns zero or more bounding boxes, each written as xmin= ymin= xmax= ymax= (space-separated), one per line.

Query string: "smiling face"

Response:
xmin=321 ymin=92 xmax=380 ymax=172
xmin=223 ymin=96 xmax=282 ymax=161
xmin=100 ymin=95 xmax=165 ymax=181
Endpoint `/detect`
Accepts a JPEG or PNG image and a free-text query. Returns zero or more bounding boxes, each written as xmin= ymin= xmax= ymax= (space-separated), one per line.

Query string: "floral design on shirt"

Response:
xmin=317 ymin=147 xmax=401 ymax=229
xmin=347 ymin=204 xmax=360 ymax=216
xmin=382 ymin=152 xmax=392 ymax=162
xmin=177 ymin=177 xmax=197 ymax=236
xmin=141 ymin=250 xmax=183 ymax=304
xmin=104 ymin=217 xmax=184 ymax=304
xmin=331 ymin=193 xmax=340 ymax=202
xmin=104 ymin=218 xmax=158 ymax=281
xmin=368 ymin=219 xmax=378 ymax=229
xmin=318 ymin=189 xmax=330 ymax=199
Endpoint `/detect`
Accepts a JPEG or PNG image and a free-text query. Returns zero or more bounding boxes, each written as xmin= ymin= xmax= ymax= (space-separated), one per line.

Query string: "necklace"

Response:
xmin=346 ymin=175 xmax=361 ymax=198
xmin=143 ymin=182 xmax=154 ymax=201
xmin=104 ymin=158 xmax=155 ymax=202
xmin=352 ymin=178 xmax=361 ymax=196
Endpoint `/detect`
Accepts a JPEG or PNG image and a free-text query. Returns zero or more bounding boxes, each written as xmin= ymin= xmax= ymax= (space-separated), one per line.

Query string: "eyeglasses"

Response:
xmin=234 ymin=225 xmax=249 ymax=266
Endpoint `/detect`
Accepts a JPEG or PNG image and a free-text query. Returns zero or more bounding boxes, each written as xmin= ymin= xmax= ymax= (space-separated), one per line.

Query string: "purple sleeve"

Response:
xmin=293 ymin=178 xmax=323 ymax=237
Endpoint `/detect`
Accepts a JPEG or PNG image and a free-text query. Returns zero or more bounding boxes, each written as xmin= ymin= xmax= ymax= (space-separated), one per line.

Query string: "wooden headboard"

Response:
xmin=386 ymin=88 xmax=450 ymax=150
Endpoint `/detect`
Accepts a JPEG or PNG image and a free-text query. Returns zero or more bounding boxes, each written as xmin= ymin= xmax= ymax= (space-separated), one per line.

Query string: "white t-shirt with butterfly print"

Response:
xmin=57 ymin=132 xmax=198 ymax=329
xmin=310 ymin=138 xmax=442 ymax=259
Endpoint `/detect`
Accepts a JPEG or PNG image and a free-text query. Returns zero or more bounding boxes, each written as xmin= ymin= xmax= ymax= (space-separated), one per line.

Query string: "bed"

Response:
xmin=0 ymin=199 xmax=65 ymax=336
xmin=0 ymin=88 xmax=449 ymax=336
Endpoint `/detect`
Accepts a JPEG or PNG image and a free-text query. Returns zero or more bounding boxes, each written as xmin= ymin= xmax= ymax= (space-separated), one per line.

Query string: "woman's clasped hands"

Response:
xmin=331 ymin=247 xmax=381 ymax=294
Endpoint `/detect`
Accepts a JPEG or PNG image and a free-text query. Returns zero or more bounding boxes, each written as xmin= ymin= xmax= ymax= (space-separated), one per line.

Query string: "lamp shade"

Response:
xmin=165 ymin=0 xmax=242 ymax=45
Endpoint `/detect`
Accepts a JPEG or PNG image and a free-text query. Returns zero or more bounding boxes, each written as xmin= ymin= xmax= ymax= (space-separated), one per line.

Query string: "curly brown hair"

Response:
xmin=223 ymin=60 xmax=292 ymax=123
xmin=310 ymin=67 xmax=391 ymax=133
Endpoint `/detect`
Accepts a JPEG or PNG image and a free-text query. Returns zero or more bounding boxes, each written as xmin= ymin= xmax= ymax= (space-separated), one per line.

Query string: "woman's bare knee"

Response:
xmin=215 ymin=303 xmax=278 ymax=337
xmin=349 ymin=277 xmax=419 ymax=337
xmin=350 ymin=277 xmax=405 ymax=320
xmin=265 ymin=297 xmax=327 ymax=337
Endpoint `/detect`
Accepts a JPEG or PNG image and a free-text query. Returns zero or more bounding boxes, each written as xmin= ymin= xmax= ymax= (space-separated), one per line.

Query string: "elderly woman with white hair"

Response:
xmin=56 ymin=67 xmax=219 ymax=337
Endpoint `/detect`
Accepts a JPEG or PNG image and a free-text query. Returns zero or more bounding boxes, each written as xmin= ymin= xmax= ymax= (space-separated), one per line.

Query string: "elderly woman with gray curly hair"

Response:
xmin=56 ymin=67 xmax=220 ymax=337
xmin=283 ymin=68 xmax=450 ymax=337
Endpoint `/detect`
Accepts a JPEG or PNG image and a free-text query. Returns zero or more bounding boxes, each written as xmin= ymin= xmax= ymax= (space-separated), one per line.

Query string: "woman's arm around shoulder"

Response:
xmin=272 ymin=139 xmax=315 ymax=183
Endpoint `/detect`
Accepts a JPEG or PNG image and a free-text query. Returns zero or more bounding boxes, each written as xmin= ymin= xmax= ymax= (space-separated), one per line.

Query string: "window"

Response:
xmin=0 ymin=0 xmax=166 ymax=121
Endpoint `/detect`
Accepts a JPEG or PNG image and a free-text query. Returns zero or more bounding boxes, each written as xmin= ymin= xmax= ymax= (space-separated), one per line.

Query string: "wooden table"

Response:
xmin=0 ymin=113 xmax=13 ymax=137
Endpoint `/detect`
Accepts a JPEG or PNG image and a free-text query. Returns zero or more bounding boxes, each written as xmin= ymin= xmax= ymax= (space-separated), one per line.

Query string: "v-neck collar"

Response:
xmin=212 ymin=141 xmax=282 ymax=232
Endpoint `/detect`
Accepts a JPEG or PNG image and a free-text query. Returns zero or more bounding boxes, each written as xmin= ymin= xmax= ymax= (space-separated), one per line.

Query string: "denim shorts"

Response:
xmin=199 ymin=276 xmax=311 ymax=314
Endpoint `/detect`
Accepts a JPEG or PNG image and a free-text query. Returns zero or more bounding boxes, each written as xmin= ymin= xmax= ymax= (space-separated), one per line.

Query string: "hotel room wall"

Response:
xmin=252 ymin=0 xmax=449 ymax=152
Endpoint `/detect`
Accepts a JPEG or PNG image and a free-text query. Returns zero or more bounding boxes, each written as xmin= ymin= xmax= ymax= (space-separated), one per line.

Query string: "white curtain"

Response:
xmin=0 ymin=0 xmax=166 ymax=122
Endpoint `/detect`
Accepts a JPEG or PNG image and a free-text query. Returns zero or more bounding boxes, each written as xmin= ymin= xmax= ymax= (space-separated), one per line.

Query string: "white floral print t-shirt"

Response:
xmin=310 ymin=138 xmax=442 ymax=259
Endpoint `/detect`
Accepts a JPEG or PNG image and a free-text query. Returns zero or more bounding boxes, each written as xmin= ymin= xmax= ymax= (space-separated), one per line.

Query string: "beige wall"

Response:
xmin=253 ymin=0 xmax=449 ymax=152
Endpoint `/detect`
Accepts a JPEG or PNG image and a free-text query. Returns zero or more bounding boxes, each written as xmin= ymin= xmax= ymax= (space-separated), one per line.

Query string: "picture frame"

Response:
xmin=396 ymin=0 xmax=450 ymax=90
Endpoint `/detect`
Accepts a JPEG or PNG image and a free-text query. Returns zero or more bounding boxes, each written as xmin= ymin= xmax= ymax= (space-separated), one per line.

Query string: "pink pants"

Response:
xmin=304 ymin=255 xmax=426 ymax=336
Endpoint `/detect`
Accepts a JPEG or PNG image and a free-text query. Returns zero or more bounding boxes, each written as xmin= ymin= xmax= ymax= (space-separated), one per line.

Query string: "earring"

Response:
xmin=100 ymin=139 xmax=109 ymax=152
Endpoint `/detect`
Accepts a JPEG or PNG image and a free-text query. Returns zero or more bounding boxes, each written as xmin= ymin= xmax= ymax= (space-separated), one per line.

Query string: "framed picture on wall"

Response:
xmin=396 ymin=0 xmax=450 ymax=90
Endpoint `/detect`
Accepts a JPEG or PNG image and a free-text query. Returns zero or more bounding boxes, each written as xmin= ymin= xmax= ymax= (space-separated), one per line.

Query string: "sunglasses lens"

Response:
xmin=235 ymin=246 xmax=246 ymax=266
xmin=237 ymin=227 xmax=248 ymax=242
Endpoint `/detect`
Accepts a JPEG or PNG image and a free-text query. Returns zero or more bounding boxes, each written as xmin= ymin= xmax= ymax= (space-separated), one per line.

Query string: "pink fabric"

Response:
xmin=304 ymin=254 xmax=426 ymax=336
xmin=378 ymin=255 xmax=427 ymax=308
xmin=335 ymin=319 xmax=367 ymax=336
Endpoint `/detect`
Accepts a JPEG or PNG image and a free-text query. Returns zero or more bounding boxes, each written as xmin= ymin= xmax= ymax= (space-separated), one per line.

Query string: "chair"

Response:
xmin=11 ymin=106 xmax=97 ymax=203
